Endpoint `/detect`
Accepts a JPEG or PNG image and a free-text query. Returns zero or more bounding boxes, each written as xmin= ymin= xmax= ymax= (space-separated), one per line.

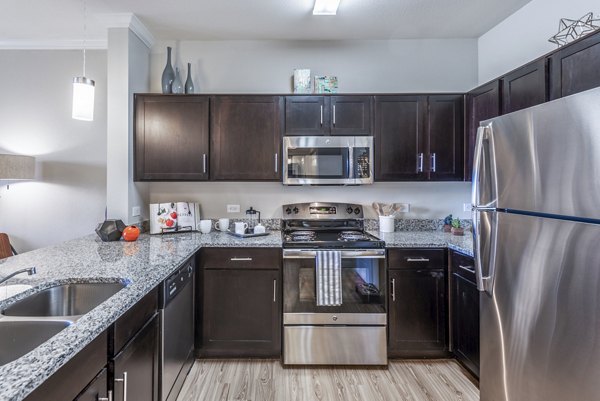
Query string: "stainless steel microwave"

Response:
xmin=283 ymin=136 xmax=374 ymax=185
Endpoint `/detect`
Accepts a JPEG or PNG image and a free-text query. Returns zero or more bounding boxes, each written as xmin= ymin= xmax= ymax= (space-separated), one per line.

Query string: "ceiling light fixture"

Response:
xmin=72 ymin=0 xmax=95 ymax=121
xmin=313 ymin=0 xmax=340 ymax=15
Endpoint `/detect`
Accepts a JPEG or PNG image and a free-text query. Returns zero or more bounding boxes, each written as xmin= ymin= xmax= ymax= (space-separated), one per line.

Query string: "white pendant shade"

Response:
xmin=72 ymin=77 xmax=95 ymax=121
xmin=313 ymin=0 xmax=340 ymax=15
xmin=0 ymin=154 xmax=35 ymax=180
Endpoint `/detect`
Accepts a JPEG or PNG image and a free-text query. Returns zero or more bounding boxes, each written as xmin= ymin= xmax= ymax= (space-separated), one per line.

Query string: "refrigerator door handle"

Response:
xmin=473 ymin=210 xmax=498 ymax=295
xmin=472 ymin=125 xmax=497 ymax=208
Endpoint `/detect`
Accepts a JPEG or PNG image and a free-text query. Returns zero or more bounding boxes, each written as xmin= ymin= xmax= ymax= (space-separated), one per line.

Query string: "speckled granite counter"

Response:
xmin=370 ymin=231 xmax=474 ymax=257
xmin=0 ymin=231 xmax=281 ymax=401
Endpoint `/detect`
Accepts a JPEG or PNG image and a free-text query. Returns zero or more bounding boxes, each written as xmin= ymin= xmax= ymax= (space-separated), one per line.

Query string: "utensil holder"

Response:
xmin=379 ymin=216 xmax=395 ymax=233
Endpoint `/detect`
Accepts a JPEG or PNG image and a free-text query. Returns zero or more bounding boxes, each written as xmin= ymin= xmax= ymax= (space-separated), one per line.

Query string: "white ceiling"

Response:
xmin=1 ymin=0 xmax=533 ymax=44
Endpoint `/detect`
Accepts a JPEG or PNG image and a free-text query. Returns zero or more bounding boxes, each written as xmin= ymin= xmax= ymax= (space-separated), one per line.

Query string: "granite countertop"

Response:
xmin=0 ymin=228 xmax=473 ymax=400
xmin=0 ymin=230 xmax=281 ymax=401
xmin=370 ymin=230 xmax=474 ymax=257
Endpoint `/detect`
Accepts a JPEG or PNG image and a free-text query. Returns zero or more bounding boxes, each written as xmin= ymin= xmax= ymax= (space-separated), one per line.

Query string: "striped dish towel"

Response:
xmin=316 ymin=250 xmax=342 ymax=306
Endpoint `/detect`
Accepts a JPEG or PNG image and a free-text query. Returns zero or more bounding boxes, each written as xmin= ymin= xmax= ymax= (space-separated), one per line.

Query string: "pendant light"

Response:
xmin=72 ymin=0 xmax=95 ymax=121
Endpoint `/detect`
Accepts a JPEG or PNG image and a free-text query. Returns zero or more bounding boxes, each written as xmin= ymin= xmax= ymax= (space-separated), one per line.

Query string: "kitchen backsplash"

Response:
xmin=364 ymin=219 xmax=472 ymax=232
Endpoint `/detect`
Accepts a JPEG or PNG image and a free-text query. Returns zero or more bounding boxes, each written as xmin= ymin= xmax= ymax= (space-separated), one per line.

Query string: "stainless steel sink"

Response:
xmin=2 ymin=282 xmax=126 ymax=317
xmin=0 ymin=320 xmax=72 ymax=365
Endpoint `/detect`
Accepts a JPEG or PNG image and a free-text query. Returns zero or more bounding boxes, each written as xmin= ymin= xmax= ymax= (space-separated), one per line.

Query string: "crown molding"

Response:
xmin=97 ymin=13 xmax=156 ymax=49
xmin=0 ymin=39 xmax=107 ymax=50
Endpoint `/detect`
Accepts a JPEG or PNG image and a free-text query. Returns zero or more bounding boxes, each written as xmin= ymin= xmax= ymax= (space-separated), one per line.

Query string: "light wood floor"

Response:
xmin=176 ymin=359 xmax=479 ymax=401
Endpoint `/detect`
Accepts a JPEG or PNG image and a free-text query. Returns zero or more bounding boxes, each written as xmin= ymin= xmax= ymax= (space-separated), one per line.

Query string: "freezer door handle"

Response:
xmin=473 ymin=210 xmax=498 ymax=295
xmin=472 ymin=125 xmax=497 ymax=208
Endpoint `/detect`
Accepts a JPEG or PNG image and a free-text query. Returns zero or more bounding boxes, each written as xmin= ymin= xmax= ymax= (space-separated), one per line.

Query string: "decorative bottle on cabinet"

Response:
xmin=161 ymin=46 xmax=175 ymax=94
xmin=185 ymin=63 xmax=194 ymax=94
xmin=172 ymin=68 xmax=184 ymax=94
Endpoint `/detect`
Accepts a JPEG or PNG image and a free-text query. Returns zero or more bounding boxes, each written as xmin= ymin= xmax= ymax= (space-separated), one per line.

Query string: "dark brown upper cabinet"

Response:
xmin=210 ymin=96 xmax=283 ymax=181
xmin=284 ymin=95 xmax=372 ymax=136
xmin=427 ymin=95 xmax=464 ymax=181
xmin=374 ymin=95 xmax=427 ymax=181
xmin=549 ymin=30 xmax=600 ymax=100
xmin=502 ymin=58 xmax=548 ymax=114
xmin=134 ymin=95 xmax=210 ymax=181
xmin=374 ymin=94 xmax=464 ymax=182
xmin=465 ymin=81 xmax=502 ymax=181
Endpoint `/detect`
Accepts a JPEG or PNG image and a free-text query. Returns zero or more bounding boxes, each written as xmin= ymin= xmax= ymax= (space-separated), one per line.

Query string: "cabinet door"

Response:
xmin=330 ymin=96 xmax=372 ymax=135
xmin=549 ymin=31 xmax=600 ymax=100
xmin=427 ymin=95 xmax=464 ymax=181
xmin=465 ymin=81 xmax=501 ymax=181
xmin=452 ymin=273 xmax=480 ymax=378
xmin=502 ymin=59 xmax=548 ymax=114
xmin=388 ymin=269 xmax=447 ymax=357
xmin=134 ymin=95 xmax=210 ymax=181
xmin=74 ymin=368 xmax=108 ymax=401
xmin=284 ymin=96 xmax=328 ymax=135
xmin=374 ymin=96 xmax=427 ymax=181
xmin=113 ymin=314 xmax=159 ymax=401
xmin=211 ymin=96 xmax=282 ymax=180
xmin=202 ymin=269 xmax=281 ymax=357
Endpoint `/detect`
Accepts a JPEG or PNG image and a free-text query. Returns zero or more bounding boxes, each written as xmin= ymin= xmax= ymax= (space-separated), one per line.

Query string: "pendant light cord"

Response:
xmin=82 ymin=0 xmax=87 ymax=77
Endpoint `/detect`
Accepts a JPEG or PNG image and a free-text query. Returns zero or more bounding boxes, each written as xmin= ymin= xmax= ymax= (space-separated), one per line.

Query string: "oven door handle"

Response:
xmin=282 ymin=249 xmax=386 ymax=259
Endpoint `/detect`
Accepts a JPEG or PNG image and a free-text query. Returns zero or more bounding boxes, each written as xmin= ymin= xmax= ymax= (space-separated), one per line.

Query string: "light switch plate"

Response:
xmin=227 ymin=204 xmax=240 ymax=213
xmin=132 ymin=206 xmax=141 ymax=217
xmin=396 ymin=203 xmax=410 ymax=213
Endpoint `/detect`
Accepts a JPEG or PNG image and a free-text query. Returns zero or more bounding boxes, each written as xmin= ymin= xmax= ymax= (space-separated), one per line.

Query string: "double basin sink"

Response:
xmin=0 ymin=282 xmax=126 ymax=366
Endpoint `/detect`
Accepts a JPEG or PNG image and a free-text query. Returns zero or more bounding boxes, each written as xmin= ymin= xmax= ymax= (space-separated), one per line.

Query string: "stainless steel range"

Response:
xmin=282 ymin=202 xmax=387 ymax=365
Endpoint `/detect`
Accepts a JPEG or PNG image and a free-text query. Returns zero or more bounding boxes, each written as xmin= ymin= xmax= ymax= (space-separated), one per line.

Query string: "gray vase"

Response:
xmin=172 ymin=67 xmax=184 ymax=94
xmin=185 ymin=63 xmax=194 ymax=94
xmin=161 ymin=47 xmax=175 ymax=94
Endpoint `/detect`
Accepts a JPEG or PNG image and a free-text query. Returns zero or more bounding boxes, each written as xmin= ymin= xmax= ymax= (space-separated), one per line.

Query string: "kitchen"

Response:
xmin=0 ymin=1 xmax=596 ymax=399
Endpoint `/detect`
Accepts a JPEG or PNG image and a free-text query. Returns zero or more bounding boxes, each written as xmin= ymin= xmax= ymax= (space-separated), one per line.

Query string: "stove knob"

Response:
xmin=285 ymin=207 xmax=292 ymax=215
xmin=346 ymin=206 xmax=353 ymax=214
xmin=293 ymin=207 xmax=299 ymax=214
xmin=354 ymin=207 xmax=361 ymax=215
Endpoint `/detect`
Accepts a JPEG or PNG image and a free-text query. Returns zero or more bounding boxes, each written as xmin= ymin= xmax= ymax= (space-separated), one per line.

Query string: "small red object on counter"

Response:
xmin=122 ymin=225 xmax=141 ymax=242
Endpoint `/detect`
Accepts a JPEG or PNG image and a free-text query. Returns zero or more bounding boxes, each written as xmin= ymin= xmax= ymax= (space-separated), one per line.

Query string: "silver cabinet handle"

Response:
xmin=320 ymin=105 xmax=323 ymax=126
xmin=273 ymin=279 xmax=277 ymax=302
xmin=459 ymin=264 xmax=476 ymax=274
xmin=98 ymin=391 xmax=113 ymax=401
xmin=406 ymin=257 xmax=430 ymax=262
xmin=230 ymin=257 xmax=252 ymax=261
xmin=274 ymin=153 xmax=278 ymax=173
xmin=391 ymin=279 xmax=396 ymax=302
xmin=203 ymin=154 xmax=207 ymax=174
xmin=417 ymin=153 xmax=424 ymax=173
xmin=431 ymin=153 xmax=437 ymax=172
xmin=115 ymin=372 xmax=127 ymax=401
xmin=333 ymin=105 xmax=336 ymax=126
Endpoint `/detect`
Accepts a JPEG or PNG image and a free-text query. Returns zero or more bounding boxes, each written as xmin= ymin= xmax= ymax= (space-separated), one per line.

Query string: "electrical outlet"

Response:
xmin=463 ymin=203 xmax=472 ymax=212
xmin=132 ymin=206 xmax=141 ymax=217
xmin=396 ymin=203 xmax=410 ymax=213
xmin=227 ymin=204 xmax=240 ymax=213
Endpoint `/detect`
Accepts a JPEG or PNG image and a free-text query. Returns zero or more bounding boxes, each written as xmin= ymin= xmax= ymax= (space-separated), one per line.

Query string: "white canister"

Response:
xmin=198 ymin=220 xmax=212 ymax=234
xmin=379 ymin=215 xmax=395 ymax=233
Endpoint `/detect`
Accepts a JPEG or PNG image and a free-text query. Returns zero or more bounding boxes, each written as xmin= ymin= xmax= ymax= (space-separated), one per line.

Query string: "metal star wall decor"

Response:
xmin=549 ymin=12 xmax=600 ymax=47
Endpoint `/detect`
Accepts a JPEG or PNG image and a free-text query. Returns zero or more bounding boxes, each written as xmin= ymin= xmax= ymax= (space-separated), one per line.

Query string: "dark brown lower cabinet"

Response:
xmin=388 ymin=267 xmax=448 ymax=357
xmin=112 ymin=313 xmax=160 ymax=401
xmin=200 ymin=248 xmax=281 ymax=357
xmin=450 ymin=251 xmax=480 ymax=378
xmin=74 ymin=368 xmax=108 ymax=401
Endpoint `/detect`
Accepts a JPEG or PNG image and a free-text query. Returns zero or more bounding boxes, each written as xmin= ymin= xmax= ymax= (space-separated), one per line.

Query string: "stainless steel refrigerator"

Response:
xmin=472 ymin=87 xmax=600 ymax=401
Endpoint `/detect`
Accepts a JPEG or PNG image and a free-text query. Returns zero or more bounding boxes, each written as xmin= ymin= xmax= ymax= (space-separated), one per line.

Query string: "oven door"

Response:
xmin=283 ymin=136 xmax=373 ymax=185
xmin=282 ymin=249 xmax=386 ymax=325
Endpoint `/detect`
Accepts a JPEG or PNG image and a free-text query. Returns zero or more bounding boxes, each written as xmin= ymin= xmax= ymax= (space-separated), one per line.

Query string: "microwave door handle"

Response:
xmin=348 ymin=147 xmax=354 ymax=181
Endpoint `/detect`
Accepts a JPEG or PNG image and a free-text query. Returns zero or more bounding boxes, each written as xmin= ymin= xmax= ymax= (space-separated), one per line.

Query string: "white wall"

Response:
xmin=0 ymin=50 xmax=107 ymax=252
xmin=151 ymin=39 xmax=478 ymax=93
xmin=148 ymin=182 xmax=472 ymax=220
xmin=478 ymin=0 xmax=599 ymax=84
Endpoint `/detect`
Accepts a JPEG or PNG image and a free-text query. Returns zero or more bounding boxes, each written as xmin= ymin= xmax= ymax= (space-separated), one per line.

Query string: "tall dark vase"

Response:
xmin=185 ymin=63 xmax=194 ymax=94
xmin=161 ymin=47 xmax=175 ymax=94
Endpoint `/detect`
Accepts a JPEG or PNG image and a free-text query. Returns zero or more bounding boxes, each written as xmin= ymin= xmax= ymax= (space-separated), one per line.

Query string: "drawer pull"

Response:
xmin=391 ymin=278 xmax=396 ymax=302
xmin=406 ymin=257 xmax=430 ymax=262
xmin=273 ymin=279 xmax=277 ymax=303
xmin=459 ymin=264 xmax=476 ymax=274
xmin=115 ymin=372 xmax=127 ymax=401
xmin=98 ymin=391 xmax=113 ymax=401
xmin=230 ymin=257 xmax=253 ymax=261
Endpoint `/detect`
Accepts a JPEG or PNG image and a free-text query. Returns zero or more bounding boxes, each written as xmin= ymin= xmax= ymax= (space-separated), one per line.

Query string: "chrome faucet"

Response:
xmin=0 ymin=267 xmax=36 ymax=285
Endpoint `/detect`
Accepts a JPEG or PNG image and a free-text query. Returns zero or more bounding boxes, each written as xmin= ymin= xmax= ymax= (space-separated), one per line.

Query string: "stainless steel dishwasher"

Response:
xmin=160 ymin=257 xmax=195 ymax=401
